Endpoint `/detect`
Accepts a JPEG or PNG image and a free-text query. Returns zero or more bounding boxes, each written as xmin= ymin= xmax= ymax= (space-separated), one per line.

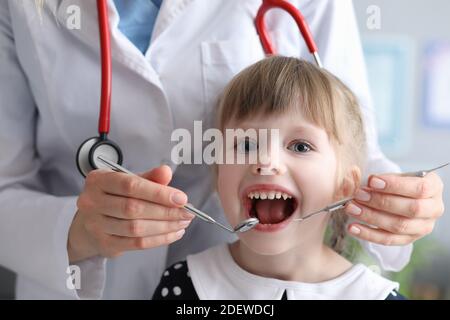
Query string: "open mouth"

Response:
xmin=243 ymin=187 xmax=298 ymax=225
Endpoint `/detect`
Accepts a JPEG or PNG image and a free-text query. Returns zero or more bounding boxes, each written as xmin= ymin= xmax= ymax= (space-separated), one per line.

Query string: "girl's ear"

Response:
xmin=338 ymin=166 xmax=361 ymax=198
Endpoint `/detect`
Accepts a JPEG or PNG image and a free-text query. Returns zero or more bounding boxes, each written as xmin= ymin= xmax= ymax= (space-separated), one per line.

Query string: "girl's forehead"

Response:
xmin=224 ymin=111 xmax=323 ymax=132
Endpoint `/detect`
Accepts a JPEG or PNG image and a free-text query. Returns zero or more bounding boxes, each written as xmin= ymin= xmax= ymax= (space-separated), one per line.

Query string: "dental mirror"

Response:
xmin=234 ymin=217 xmax=260 ymax=233
xmin=184 ymin=204 xmax=259 ymax=234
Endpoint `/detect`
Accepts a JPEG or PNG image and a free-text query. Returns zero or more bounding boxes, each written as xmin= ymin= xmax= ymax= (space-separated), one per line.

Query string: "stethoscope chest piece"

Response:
xmin=76 ymin=136 xmax=123 ymax=177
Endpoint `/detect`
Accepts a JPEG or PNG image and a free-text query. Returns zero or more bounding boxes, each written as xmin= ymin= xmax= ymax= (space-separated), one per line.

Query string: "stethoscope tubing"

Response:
xmin=97 ymin=0 xmax=112 ymax=136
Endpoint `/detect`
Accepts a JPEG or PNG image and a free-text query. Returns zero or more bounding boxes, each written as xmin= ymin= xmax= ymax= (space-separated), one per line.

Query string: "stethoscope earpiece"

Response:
xmin=76 ymin=136 xmax=123 ymax=177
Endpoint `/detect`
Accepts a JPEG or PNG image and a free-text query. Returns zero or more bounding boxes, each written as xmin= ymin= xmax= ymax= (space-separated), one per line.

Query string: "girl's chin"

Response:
xmin=238 ymin=235 xmax=298 ymax=256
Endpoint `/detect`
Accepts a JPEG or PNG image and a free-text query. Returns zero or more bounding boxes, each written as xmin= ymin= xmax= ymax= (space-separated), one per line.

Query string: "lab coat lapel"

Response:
xmin=55 ymin=0 xmax=116 ymax=51
xmin=54 ymin=0 xmax=161 ymax=84
xmin=151 ymin=0 xmax=196 ymax=41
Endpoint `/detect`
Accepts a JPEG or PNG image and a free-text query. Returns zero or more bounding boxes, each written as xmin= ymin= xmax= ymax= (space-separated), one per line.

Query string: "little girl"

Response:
xmin=152 ymin=56 xmax=404 ymax=300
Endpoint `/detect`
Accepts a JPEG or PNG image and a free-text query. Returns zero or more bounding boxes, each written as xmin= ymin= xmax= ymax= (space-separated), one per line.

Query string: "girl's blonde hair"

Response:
xmin=216 ymin=56 xmax=367 ymax=254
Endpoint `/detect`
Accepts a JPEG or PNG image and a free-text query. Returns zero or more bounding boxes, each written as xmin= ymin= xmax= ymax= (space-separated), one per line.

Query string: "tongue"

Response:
xmin=255 ymin=199 xmax=289 ymax=224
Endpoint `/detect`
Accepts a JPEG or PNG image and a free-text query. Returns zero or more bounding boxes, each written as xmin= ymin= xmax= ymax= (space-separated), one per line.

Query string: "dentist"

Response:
xmin=0 ymin=0 xmax=444 ymax=299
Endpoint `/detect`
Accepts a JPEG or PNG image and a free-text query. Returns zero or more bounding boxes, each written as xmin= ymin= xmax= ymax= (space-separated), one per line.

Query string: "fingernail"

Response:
xmin=346 ymin=203 xmax=362 ymax=216
xmin=370 ymin=177 xmax=386 ymax=190
xmin=175 ymin=229 xmax=186 ymax=238
xmin=349 ymin=225 xmax=361 ymax=235
xmin=355 ymin=189 xmax=371 ymax=202
xmin=179 ymin=220 xmax=191 ymax=227
xmin=171 ymin=192 xmax=187 ymax=205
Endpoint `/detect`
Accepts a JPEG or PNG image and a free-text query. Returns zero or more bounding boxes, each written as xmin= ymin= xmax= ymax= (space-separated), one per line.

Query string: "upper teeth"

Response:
xmin=248 ymin=191 xmax=292 ymax=200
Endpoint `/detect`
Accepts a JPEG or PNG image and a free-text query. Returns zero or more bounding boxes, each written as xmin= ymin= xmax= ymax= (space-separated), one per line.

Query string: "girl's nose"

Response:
xmin=251 ymin=157 xmax=287 ymax=176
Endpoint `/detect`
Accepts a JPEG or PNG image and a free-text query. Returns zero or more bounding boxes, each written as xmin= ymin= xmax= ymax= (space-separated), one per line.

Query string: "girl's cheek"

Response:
xmin=217 ymin=165 xmax=240 ymax=210
xmin=292 ymin=161 xmax=336 ymax=199
xmin=216 ymin=166 xmax=227 ymax=198
xmin=217 ymin=169 xmax=243 ymax=227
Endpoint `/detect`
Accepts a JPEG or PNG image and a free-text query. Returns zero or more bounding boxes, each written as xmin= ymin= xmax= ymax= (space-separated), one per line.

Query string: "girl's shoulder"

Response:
xmin=152 ymin=260 xmax=199 ymax=300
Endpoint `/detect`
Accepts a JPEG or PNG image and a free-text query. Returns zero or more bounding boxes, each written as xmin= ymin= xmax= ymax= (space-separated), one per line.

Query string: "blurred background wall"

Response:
xmin=1 ymin=0 xmax=449 ymax=299
xmin=352 ymin=0 xmax=450 ymax=299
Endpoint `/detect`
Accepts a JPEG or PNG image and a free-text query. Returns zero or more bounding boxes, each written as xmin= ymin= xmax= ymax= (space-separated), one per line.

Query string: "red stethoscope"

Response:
xmin=76 ymin=0 xmax=322 ymax=177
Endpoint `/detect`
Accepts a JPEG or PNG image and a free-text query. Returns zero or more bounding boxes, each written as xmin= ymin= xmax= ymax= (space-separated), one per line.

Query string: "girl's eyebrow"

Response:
xmin=230 ymin=122 xmax=316 ymax=130
xmin=227 ymin=121 xmax=257 ymax=129
xmin=291 ymin=124 xmax=317 ymax=132
xmin=227 ymin=121 xmax=323 ymax=135
xmin=290 ymin=125 xmax=323 ymax=136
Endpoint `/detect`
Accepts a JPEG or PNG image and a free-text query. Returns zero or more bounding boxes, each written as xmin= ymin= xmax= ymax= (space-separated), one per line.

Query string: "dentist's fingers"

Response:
xmin=366 ymin=172 xmax=443 ymax=199
xmin=346 ymin=223 xmax=416 ymax=246
xmin=344 ymin=202 xmax=435 ymax=236
xmin=93 ymin=215 xmax=193 ymax=237
xmin=89 ymin=193 xmax=194 ymax=220
xmin=343 ymin=172 xmax=445 ymax=246
xmin=70 ymin=167 xmax=192 ymax=263
xmin=352 ymin=190 xmax=441 ymax=219
xmin=87 ymin=169 xmax=188 ymax=207
xmin=141 ymin=164 xmax=173 ymax=186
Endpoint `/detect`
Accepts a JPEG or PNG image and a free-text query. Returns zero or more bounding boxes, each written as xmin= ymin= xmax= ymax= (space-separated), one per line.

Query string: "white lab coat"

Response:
xmin=0 ymin=0 xmax=412 ymax=299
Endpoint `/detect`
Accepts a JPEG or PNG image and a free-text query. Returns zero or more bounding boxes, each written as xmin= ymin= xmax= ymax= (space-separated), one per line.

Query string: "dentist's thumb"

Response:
xmin=140 ymin=164 xmax=173 ymax=186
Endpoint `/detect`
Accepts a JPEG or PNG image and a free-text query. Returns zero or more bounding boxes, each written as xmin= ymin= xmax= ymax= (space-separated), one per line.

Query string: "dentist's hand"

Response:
xmin=344 ymin=172 xmax=444 ymax=246
xmin=68 ymin=165 xmax=194 ymax=263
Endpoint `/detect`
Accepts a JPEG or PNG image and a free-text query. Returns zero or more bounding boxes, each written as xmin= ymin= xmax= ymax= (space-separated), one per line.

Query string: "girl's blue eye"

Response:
xmin=288 ymin=141 xmax=312 ymax=153
xmin=235 ymin=138 xmax=258 ymax=153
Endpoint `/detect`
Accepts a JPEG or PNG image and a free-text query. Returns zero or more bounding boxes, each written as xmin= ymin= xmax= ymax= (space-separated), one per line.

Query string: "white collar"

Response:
xmin=187 ymin=244 xmax=399 ymax=300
